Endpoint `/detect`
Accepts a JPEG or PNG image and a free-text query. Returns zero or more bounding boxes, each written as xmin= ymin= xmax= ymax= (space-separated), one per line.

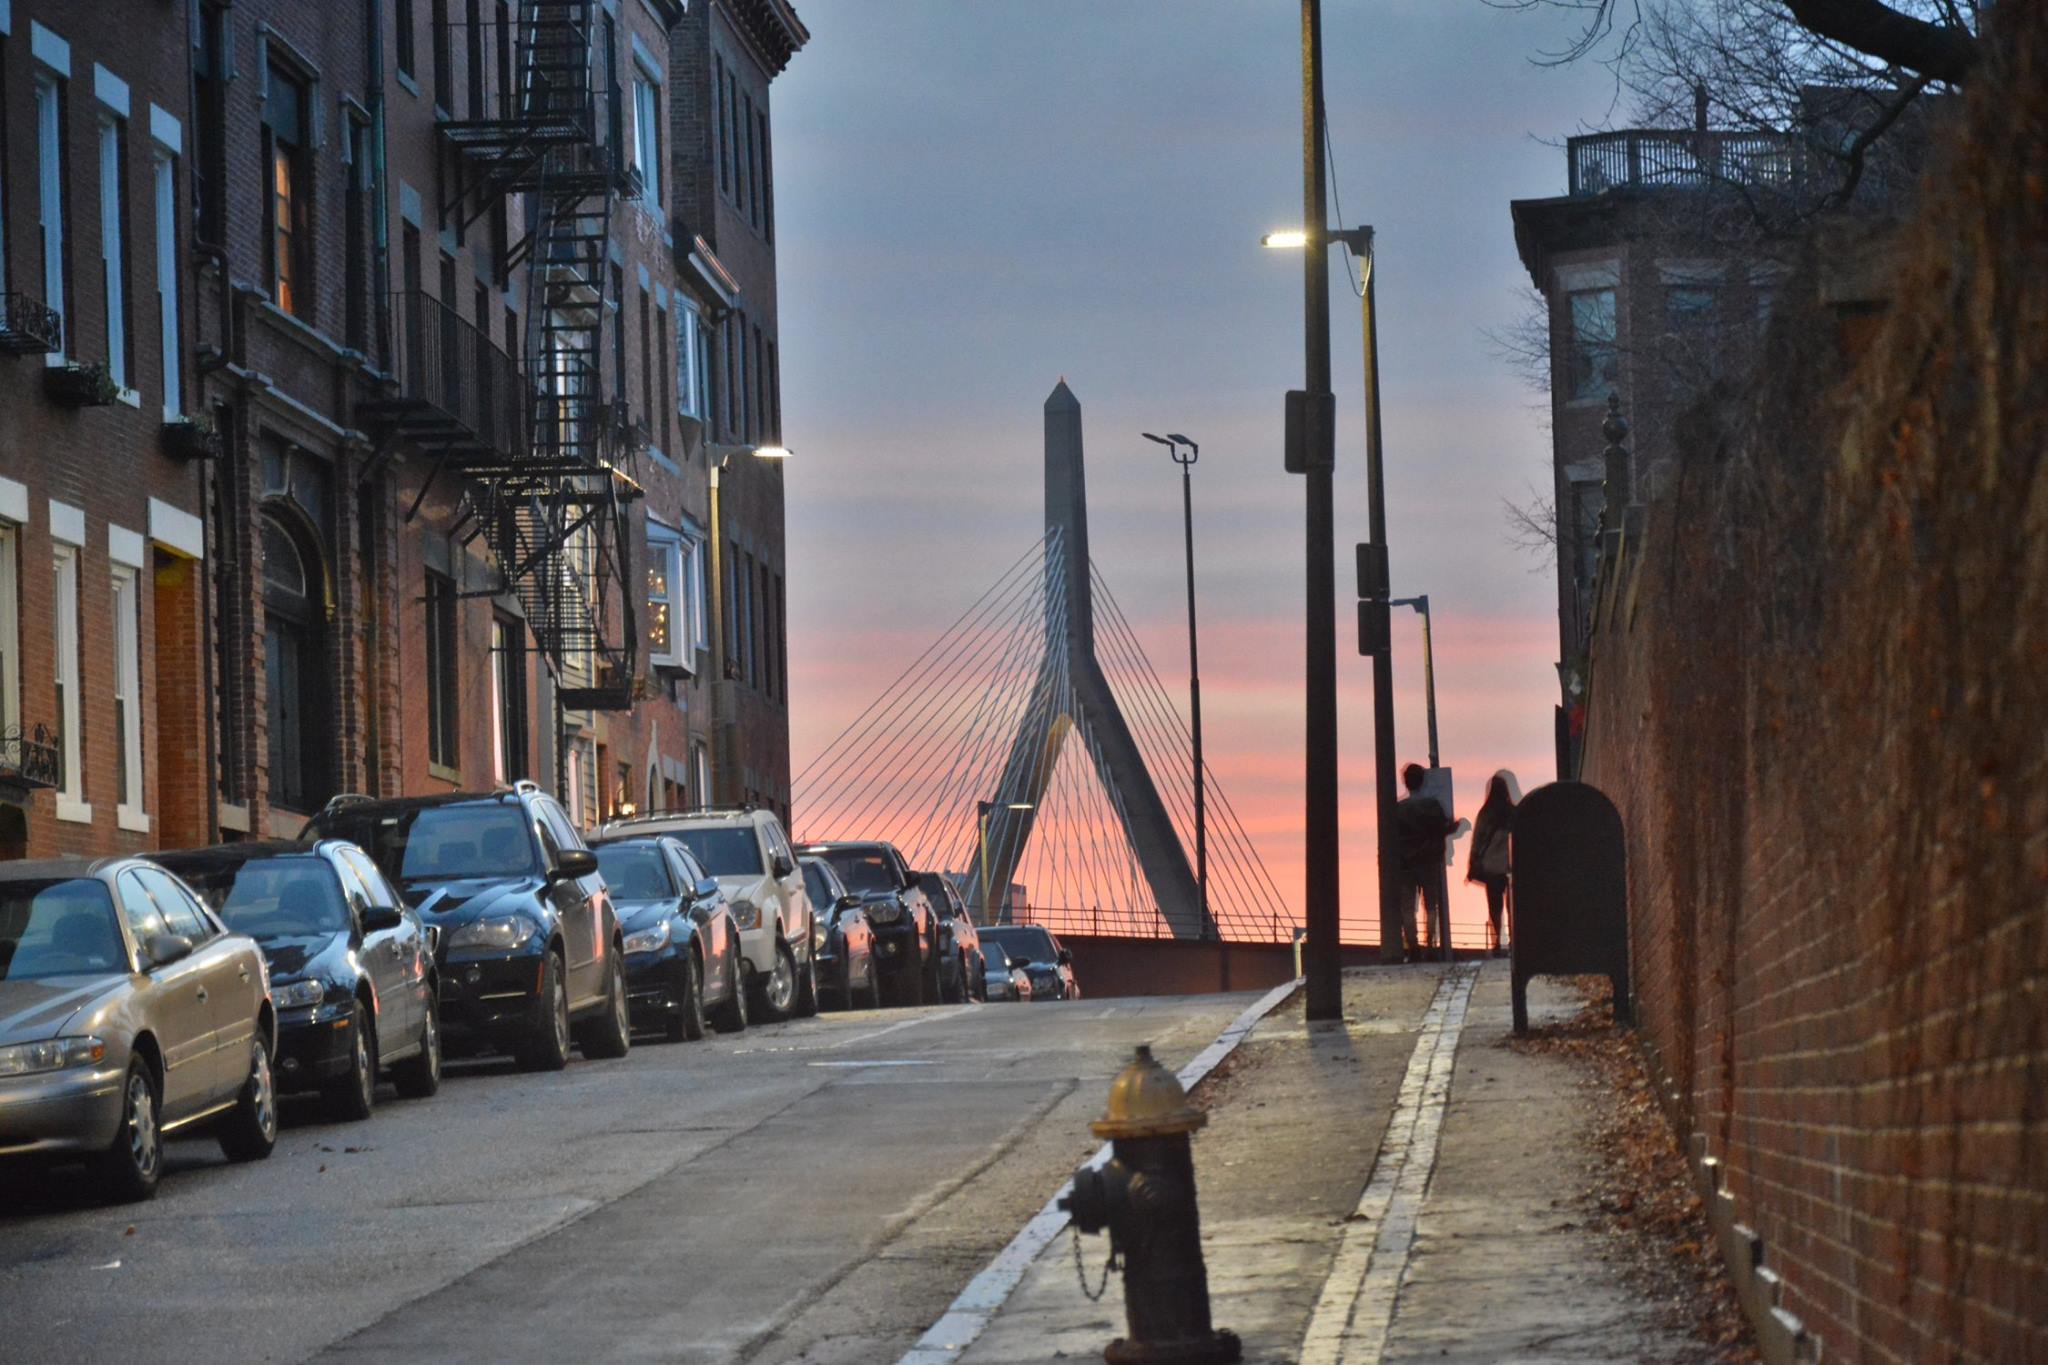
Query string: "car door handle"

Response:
xmin=196 ymin=986 xmax=210 ymax=1004
xmin=238 ymin=965 xmax=251 ymax=983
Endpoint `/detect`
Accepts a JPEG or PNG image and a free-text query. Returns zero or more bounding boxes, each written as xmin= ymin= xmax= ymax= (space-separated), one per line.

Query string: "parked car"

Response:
xmin=980 ymin=941 xmax=1034 ymax=1003
xmin=590 ymin=836 xmax=747 ymax=1041
xmin=800 ymin=856 xmax=878 ymax=1011
xmin=153 ymin=841 xmax=440 ymax=1120
xmin=0 ymin=858 xmax=278 ymax=1201
xmin=978 ymin=925 xmax=1081 ymax=1001
xmin=304 ymin=784 xmax=630 ymax=1071
xmin=917 ymin=871 xmax=984 ymax=1004
xmin=598 ymin=807 xmax=816 ymax=1022
xmin=796 ymin=841 xmax=938 ymax=1007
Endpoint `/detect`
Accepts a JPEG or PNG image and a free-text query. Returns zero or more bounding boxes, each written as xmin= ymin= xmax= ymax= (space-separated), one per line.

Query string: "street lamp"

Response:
xmin=1141 ymin=431 xmax=1208 ymax=939
xmin=977 ymin=799 xmax=1035 ymax=922
xmin=1391 ymin=594 xmax=1450 ymax=960
xmin=1265 ymin=219 xmax=1402 ymax=969
xmin=705 ymin=443 xmax=792 ymax=804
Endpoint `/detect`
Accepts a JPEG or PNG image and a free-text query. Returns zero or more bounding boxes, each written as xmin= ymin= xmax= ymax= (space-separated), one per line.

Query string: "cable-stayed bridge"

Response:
xmin=792 ymin=383 xmax=1288 ymax=942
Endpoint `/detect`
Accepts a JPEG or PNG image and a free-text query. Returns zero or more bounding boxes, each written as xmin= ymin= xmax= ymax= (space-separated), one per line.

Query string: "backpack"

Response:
xmin=1479 ymin=828 xmax=1510 ymax=878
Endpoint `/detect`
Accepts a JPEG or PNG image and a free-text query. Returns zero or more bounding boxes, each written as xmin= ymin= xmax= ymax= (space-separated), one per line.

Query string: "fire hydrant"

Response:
xmin=1060 ymin=1045 xmax=1241 ymax=1364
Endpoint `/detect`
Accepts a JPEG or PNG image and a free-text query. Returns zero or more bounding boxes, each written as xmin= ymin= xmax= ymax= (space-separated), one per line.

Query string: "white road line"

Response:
xmin=732 ymin=1011 xmax=947 ymax=1055
xmin=897 ymin=977 xmax=1301 ymax=1365
xmin=1297 ymin=965 xmax=1478 ymax=1365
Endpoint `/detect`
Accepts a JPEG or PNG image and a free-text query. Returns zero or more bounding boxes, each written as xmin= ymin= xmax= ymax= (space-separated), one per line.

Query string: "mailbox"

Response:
xmin=1508 ymin=780 xmax=1631 ymax=1034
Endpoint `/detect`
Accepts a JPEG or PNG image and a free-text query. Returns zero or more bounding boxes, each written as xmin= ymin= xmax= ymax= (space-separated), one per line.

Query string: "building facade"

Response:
xmin=0 ymin=0 xmax=802 ymax=860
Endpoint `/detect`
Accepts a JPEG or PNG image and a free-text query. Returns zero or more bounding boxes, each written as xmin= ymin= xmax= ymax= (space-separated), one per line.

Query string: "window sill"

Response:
xmin=1564 ymin=393 xmax=1615 ymax=409
xmin=117 ymin=804 xmax=150 ymax=834
xmin=218 ymin=800 xmax=251 ymax=833
xmin=56 ymin=796 xmax=94 ymax=825
xmin=396 ymin=70 xmax=419 ymax=97
xmin=116 ymin=387 xmax=141 ymax=409
xmin=429 ymin=762 xmax=463 ymax=785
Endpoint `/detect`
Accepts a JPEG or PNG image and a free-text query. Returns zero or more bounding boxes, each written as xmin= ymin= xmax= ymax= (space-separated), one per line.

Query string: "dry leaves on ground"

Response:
xmin=1506 ymin=977 xmax=1760 ymax=1365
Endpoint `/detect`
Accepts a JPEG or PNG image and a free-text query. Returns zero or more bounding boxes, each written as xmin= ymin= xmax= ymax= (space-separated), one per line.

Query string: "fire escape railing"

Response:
xmin=374 ymin=289 xmax=531 ymax=463
xmin=0 ymin=292 xmax=62 ymax=357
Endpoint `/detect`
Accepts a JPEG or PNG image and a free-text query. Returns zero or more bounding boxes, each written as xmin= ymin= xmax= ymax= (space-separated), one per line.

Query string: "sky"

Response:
xmin=771 ymin=1 xmax=1617 ymax=944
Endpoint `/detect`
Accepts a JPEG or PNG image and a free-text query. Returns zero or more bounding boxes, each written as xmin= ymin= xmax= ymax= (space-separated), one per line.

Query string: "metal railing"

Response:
xmin=0 ymin=724 xmax=61 ymax=789
xmin=1567 ymin=129 xmax=1800 ymax=197
xmin=0 ymin=291 xmax=61 ymax=356
xmin=386 ymin=289 xmax=530 ymax=459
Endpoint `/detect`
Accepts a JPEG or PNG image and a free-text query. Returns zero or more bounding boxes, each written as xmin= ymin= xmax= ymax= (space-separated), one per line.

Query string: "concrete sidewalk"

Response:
xmin=945 ymin=962 xmax=1697 ymax=1363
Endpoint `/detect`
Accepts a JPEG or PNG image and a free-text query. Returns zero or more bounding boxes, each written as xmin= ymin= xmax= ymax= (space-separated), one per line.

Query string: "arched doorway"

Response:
xmin=259 ymin=506 xmax=331 ymax=813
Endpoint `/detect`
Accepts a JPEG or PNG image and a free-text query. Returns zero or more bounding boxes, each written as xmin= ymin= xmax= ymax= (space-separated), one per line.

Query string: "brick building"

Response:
xmin=0 ymin=0 xmax=803 ymax=858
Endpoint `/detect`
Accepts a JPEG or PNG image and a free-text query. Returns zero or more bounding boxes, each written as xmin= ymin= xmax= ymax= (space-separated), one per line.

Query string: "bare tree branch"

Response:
xmin=1784 ymin=0 xmax=1978 ymax=83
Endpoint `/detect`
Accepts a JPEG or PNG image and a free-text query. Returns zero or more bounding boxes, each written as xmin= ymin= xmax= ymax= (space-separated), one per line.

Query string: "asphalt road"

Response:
xmin=0 ymin=992 xmax=1253 ymax=1364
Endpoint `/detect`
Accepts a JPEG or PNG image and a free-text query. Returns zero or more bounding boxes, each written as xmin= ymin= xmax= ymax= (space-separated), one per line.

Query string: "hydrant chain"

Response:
xmin=1070 ymin=1223 xmax=1117 ymax=1302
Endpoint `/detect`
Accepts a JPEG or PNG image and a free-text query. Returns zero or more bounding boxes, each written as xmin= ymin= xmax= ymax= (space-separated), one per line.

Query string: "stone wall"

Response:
xmin=1576 ymin=10 xmax=2046 ymax=1361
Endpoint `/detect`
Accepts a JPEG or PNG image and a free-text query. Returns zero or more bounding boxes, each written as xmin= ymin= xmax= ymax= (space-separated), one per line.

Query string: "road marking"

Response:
xmin=897 ymin=977 xmax=1301 ymax=1365
xmin=1297 ymin=965 xmax=1478 ymax=1365
xmin=732 ymin=1011 xmax=946 ymax=1055
xmin=807 ymin=1059 xmax=937 ymax=1068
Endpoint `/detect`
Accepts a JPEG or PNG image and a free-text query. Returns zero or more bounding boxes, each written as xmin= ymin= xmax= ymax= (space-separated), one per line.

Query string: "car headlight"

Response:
xmin=0 ymin=1036 xmax=107 ymax=1077
xmin=729 ymin=898 xmax=761 ymax=930
xmin=866 ymin=900 xmax=903 ymax=925
xmin=623 ymin=921 xmax=672 ymax=955
xmin=273 ymin=979 xmax=329 ymax=1009
xmin=448 ymin=912 xmax=542 ymax=952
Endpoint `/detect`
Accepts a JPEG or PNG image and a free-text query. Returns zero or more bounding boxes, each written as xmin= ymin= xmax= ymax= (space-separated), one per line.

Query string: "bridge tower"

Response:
xmin=960 ymin=382 xmax=1213 ymax=939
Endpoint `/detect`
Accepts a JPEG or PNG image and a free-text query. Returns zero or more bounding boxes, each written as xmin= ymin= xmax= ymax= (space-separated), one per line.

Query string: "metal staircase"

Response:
xmin=371 ymin=0 xmax=638 ymax=711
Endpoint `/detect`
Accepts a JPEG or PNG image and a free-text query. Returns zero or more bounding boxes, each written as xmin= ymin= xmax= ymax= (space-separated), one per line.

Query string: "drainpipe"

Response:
xmin=367 ymin=0 xmax=392 ymax=359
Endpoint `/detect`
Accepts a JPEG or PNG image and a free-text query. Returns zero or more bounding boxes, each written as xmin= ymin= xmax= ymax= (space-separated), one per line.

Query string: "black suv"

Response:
xmin=304 ymin=784 xmax=630 ymax=1070
xmin=796 ymin=841 xmax=937 ymax=1006
xmin=917 ymin=871 xmax=983 ymax=1004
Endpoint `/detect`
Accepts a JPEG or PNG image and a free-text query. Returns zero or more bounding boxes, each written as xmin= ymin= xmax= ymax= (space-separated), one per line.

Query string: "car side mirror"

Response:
xmin=146 ymin=934 xmax=195 ymax=967
xmin=551 ymin=848 xmax=600 ymax=882
xmin=837 ymin=893 xmax=860 ymax=910
xmin=1057 ymin=948 xmax=1073 ymax=965
xmin=361 ymin=905 xmax=403 ymax=934
xmin=694 ymin=877 xmax=722 ymax=903
xmin=771 ymin=853 xmax=796 ymax=879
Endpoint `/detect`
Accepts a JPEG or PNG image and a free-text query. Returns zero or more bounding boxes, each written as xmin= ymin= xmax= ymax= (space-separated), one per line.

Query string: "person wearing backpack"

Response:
xmin=1465 ymin=770 xmax=1522 ymax=956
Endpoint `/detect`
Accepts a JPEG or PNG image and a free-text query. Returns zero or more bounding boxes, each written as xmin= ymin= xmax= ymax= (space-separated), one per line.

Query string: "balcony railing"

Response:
xmin=1567 ymin=129 xmax=1800 ymax=197
xmin=378 ymin=289 xmax=530 ymax=462
xmin=0 ymin=724 xmax=61 ymax=790
xmin=0 ymin=292 xmax=62 ymax=357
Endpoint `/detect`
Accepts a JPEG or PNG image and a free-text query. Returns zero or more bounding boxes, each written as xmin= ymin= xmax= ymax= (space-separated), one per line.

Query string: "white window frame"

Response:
xmin=565 ymin=741 xmax=583 ymax=826
xmin=645 ymin=524 xmax=685 ymax=670
xmin=0 ymin=522 xmax=18 ymax=744
xmin=632 ymin=75 xmax=660 ymax=207
xmin=111 ymin=562 xmax=146 ymax=831
xmin=52 ymin=541 xmax=88 ymax=822
xmin=36 ymin=72 xmax=66 ymax=362
xmin=153 ymin=150 xmax=180 ymax=418
xmin=98 ymin=113 xmax=127 ymax=392
xmin=676 ymin=299 xmax=702 ymax=421
xmin=684 ymin=531 xmax=709 ymax=655
xmin=691 ymin=742 xmax=711 ymax=810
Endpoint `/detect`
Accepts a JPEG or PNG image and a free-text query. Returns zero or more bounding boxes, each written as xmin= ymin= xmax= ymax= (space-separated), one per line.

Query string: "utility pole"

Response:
xmin=1144 ymin=432 xmax=1209 ymax=936
xmin=1354 ymin=234 xmax=1402 ymax=966
xmin=1298 ymin=0 xmax=1342 ymax=1021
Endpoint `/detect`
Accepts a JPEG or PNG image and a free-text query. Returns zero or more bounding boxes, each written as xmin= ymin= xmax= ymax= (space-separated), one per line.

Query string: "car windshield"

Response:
xmin=0 ymin=879 xmax=127 ymax=980
xmin=173 ymin=857 xmax=350 ymax=937
xmin=313 ymin=803 xmax=537 ymax=882
xmin=670 ymin=827 xmax=765 ymax=878
xmin=595 ymin=845 xmax=673 ymax=901
xmin=812 ymin=849 xmax=894 ymax=895
xmin=981 ymin=926 xmax=1057 ymax=963
xmin=801 ymin=864 xmax=835 ymax=907
xmin=982 ymin=943 xmax=1011 ymax=969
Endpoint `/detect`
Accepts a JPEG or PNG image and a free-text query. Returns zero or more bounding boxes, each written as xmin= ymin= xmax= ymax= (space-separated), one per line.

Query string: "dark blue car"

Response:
xmin=592 ymin=836 xmax=748 ymax=1041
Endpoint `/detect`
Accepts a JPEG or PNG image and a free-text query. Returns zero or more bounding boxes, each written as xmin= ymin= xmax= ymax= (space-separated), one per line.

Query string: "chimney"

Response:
xmin=1694 ymin=82 xmax=1710 ymax=133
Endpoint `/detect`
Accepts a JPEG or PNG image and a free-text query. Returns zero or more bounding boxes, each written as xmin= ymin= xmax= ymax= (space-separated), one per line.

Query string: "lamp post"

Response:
xmin=705 ymin=443 xmax=791 ymax=804
xmin=1265 ymin=220 xmax=1401 ymax=970
xmin=977 ymin=799 xmax=1034 ymax=922
xmin=1141 ymin=431 xmax=1208 ymax=938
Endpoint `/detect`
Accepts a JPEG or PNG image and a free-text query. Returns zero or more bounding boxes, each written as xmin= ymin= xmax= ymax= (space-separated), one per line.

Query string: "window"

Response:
xmin=37 ymin=74 xmax=66 ymax=350
xmin=677 ymin=300 xmax=704 ymax=421
xmin=464 ymin=0 xmax=487 ymax=121
xmin=692 ymin=742 xmax=711 ymax=809
xmin=136 ymin=867 xmax=210 ymax=941
xmin=193 ymin=4 xmax=227 ymax=244
xmin=264 ymin=62 xmax=310 ymax=317
xmin=98 ymin=115 xmax=128 ymax=390
xmin=395 ymin=0 xmax=417 ymax=81
xmin=491 ymin=615 xmax=527 ymax=783
xmin=742 ymin=91 xmax=757 ymax=227
xmin=646 ymin=528 xmax=687 ymax=670
xmin=51 ymin=544 xmax=83 ymax=816
xmin=637 ymin=283 xmax=651 ymax=433
xmin=632 ymin=76 xmax=660 ymax=205
xmin=657 ymin=302 xmax=671 ymax=453
xmin=261 ymin=509 xmax=329 ymax=812
xmin=111 ymin=565 xmax=144 ymax=828
xmin=1566 ymin=287 xmax=1616 ymax=401
xmin=344 ymin=117 xmax=372 ymax=354
xmin=1664 ymin=284 xmax=1720 ymax=381
xmin=425 ymin=570 xmax=459 ymax=771
xmin=430 ymin=0 xmax=451 ymax=111
xmin=153 ymin=152 xmax=181 ymax=416
xmin=733 ymin=80 xmax=748 ymax=215
xmin=766 ymin=337 xmax=780 ymax=441
xmin=0 ymin=526 xmax=14 ymax=745
xmin=758 ymin=107 xmax=773 ymax=244
xmin=714 ymin=56 xmax=729 ymax=196
xmin=686 ymin=535 xmax=709 ymax=654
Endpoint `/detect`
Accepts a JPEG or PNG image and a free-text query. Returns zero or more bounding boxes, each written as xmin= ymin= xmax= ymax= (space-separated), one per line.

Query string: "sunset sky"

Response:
xmin=771 ymin=2 xmax=1614 ymax=943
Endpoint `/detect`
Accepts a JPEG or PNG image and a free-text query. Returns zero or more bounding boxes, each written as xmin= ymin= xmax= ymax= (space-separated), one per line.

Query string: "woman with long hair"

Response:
xmin=1465 ymin=770 xmax=1521 ymax=955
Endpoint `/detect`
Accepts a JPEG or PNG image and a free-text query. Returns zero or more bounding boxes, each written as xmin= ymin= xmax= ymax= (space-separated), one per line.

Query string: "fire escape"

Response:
xmin=368 ymin=0 xmax=639 ymax=711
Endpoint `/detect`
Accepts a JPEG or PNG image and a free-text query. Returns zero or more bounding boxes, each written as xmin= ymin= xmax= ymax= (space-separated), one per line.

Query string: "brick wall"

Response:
xmin=1576 ymin=14 xmax=2047 ymax=1361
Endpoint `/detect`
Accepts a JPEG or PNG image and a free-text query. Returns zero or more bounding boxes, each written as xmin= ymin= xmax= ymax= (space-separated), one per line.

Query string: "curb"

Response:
xmin=897 ymin=977 xmax=1304 ymax=1365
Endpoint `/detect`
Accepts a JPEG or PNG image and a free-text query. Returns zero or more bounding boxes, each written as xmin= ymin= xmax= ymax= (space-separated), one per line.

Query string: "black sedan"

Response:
xmin=591 ymin=837 xmax=747 ymax=1041
xmin=801 ymin=856 xmax=878 ymax=1011
xmin=152 ymin=841 xmax=441 ymax=1121
xmin=978 ymin=925 xmax=1081 ymax=1002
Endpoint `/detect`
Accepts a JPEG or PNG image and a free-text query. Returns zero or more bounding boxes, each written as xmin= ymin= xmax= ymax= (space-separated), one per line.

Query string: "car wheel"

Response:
xmin=938 ymin=952 xmax=961 ymax=1005
xmin=794 ymin=940 xmax=820 ymax=1019
xmin=865 ymin=964 xmax=885 ymax=1011
xmin=578 ymin=950 xmax=633 ymax=1059
xmin=322 ymin=1001 xmax=377 ymax=1122
xmin=517 ymin=951 xmax=573 ymax=1072
xmin=218 ymin=1032 xmax=279 ymax=1163
xmin=709 ymin=952 xmax=749 ymax=1034
xmin=921 ymin=944 xmax=941 ymax=1006
xmin=956 ymin=953 xmax=975 ymax=1005
xmin=96 ymin=1055 xmax=162 ymax=1203
xmin=394 ymin=992 xmax=442 ymax=1099
xmin=670 ymin=955 xmax=708 ymax=1042
xmin=754 ymin=939 xmax=798 ymax=1022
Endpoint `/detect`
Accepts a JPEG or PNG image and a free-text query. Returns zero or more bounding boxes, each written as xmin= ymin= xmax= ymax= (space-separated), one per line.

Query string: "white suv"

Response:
xmin=596 ymin=808 xmax=817 ymax=1021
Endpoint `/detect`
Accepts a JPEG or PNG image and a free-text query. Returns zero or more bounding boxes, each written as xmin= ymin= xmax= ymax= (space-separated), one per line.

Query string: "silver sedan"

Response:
xmin=0 ymin=857 xmax=279 ymax=1200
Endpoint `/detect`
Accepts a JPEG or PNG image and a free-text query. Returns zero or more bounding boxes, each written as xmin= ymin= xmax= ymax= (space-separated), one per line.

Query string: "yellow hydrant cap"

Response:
xmin=1092 ymin=1044 xmax=1207 ymax=1139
